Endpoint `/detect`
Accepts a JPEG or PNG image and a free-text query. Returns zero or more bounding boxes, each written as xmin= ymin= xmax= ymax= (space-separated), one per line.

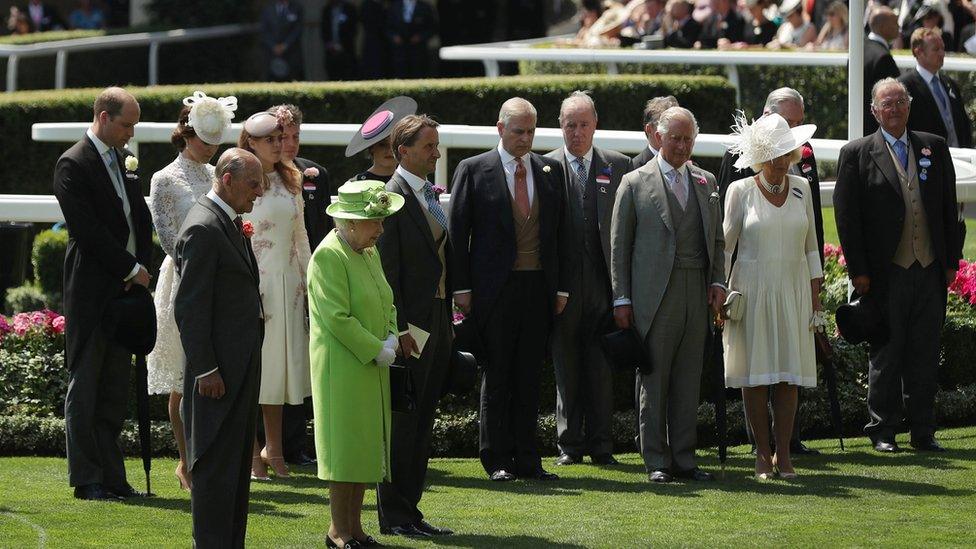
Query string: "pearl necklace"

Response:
xmin=756 ymin=173 xmax=786 ymax=195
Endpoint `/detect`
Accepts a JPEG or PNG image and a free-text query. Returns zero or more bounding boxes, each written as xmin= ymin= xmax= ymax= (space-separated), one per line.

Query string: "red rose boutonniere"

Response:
xmin=431 ymin=184 xmax=446 ymax=196
xmin=695 ymin=174 xmax=708 ymax=186
xmin=242 ymin=220 xmax=254 ymax=239
xmin=801 ymin=144 xmax=814 ymax=159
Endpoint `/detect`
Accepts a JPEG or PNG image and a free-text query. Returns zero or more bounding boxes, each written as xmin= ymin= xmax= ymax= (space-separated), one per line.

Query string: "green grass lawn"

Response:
xmin=822 ymin=207 xmax=976 ymax=260
xmin=1 ymin=428 xmax=974 ymax=547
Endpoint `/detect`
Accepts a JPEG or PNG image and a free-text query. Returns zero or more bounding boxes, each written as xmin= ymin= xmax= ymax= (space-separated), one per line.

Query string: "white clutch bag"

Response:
xmin=723 ymin=291 xmax=745 ymax=321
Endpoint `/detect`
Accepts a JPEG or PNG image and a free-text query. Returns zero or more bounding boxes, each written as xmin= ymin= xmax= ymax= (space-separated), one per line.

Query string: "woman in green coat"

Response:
xmin=308 ymin=180 xmax=404 ymax=548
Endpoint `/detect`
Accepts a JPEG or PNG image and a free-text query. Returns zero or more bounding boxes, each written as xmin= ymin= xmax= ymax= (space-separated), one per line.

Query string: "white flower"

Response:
xmin=542 ymin=165 xmax=551 ymax=173
xmin=124 ymin=156 xmax=138 ymax=171
xmin=303 ymin=167 xmax=320 ymax=178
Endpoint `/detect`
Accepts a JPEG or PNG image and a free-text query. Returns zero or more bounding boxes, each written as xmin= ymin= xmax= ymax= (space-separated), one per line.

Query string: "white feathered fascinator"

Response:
xmin=728 ymin=111 xmax=816 ymax=170
xmin=183 ymin=91 xmax=238 ymax=146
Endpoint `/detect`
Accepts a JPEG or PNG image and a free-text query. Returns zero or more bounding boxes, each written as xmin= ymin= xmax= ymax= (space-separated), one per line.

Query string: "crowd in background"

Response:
xmin=4 ymin=0 xmax=127 ymax=34
xmin=573 ymin=0 xmax=976 ymax=53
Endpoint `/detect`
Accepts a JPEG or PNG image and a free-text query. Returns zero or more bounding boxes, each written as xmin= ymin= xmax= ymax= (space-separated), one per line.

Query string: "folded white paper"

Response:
xmin=407 ymin=323 xmax=430 ymax=359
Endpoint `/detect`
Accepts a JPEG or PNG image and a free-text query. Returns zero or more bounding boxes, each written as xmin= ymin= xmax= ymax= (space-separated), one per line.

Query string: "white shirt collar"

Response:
xmin=395 ymin=164 xmax=428 ymax=193
xmin=648 ymin=144 xmax=658 ymax=156
xmin=867 ymin=32 xmax=890 ymax=48
xmin=206 ymin=189 xmax=238 ymax=219
xmin=656 ymin=154 xmax=682 ymax=178
xmin=564 ymin=146 xmax=593 ymax=167
xmin=497 ymin=141 xmax=523 ymax=166
xmin=86 ymin=128 xmax=113 ymax=157
xmin=915 ymin=64 xmax=939 ymax=85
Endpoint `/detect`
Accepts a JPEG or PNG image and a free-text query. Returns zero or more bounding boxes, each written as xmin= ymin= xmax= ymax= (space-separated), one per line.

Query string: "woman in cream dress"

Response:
xmin=239 ymin=111 xmax=312 ymax=479
xmin=147 ymin=92 xmax=235 ymax=489
xmin=723 ymin=113 xmax=823 ymax=480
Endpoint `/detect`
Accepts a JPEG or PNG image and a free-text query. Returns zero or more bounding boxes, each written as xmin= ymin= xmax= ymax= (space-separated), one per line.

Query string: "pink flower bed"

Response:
xmin=0 ymin=309 xmax=64 ymax=341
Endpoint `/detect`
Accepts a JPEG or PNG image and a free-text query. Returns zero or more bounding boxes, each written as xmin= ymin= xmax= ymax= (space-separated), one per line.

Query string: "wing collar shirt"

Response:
xmin=395 ymin=164 xmax=430 ymax=212
xmin=87 ymin=128 xmax=141 ymax=281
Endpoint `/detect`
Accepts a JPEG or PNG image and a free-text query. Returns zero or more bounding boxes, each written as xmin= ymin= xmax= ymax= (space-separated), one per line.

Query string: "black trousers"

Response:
xmin=377 ymin=298 xmax=452 ymax=528
xmin=191 ymin=361 xmax=261 ymax=549
xmin=64 ymin=325 xmax=131 ymax=489
xmin=479 ymin=271 xmax=551 ymax=476
xmin=280 ymin=399 xmax=312 ymax=461
xmin=865 ymin=262 xmax=945 ymax=442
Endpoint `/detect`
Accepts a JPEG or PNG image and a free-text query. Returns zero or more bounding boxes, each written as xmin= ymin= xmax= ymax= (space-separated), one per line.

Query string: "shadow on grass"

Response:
xmin=427 ymin=534 xmax=587 ymax=548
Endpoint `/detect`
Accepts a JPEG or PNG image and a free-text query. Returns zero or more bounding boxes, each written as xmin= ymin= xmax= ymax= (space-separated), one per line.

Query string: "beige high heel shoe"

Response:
xmin=261 ymin=447 xmax=290 ymax=478
xmin=251 ymin=451 xmax=270 ymax=481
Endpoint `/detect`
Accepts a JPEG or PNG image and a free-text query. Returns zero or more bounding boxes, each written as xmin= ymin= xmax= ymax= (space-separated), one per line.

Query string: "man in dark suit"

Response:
xmin=175 ymin=148 xmax=266 ymax=547
xmin=901 ymin=28 xmax=973 ymax=148
xmin=259 ymin=0 xmax=305 ymax=81
xmin=271 ymin=104 xmax=328 ymax=467
xmin=864 ymin=6 xmax=902 ymax=136
xmin=546 ymin=92 xmax=630 ymax=467
xmin=54 ymin=87 xmax=153 ymax=501
xmin=663 ymin=0 xmax=702 ymax=48
xmin=450 ymin=97 xmax=571 ymax=482
xmin=834 ymin=78 xmax=959 ymax=454
xmin=717 ymin=87 xmax=825 ymax=456
xmin=631 ymin=96 xmax=679 ymax=171
xmin=321 ymin=0 xmax=359 ymax=80
xmin=388 ymin=0 xmax=437 ymax=78
xmin=695 ymin=0 xmax=745 ymax=48
xmin=376 ymin=114 xmax=454 ymax=539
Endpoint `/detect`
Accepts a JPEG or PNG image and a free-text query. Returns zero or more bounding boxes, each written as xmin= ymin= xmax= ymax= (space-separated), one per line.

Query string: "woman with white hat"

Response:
xmin=238 ymin=110 xmax=314 ymax=480
xmin=147 ymin=91 xmax=237 ymax=490
xmin=723 ymin=112 xmax=823 ymax=480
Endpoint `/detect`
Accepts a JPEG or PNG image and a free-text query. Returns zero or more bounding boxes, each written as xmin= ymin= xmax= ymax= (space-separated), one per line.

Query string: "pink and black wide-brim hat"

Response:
xmin=344 ymin=96 xmax=418 ymax=157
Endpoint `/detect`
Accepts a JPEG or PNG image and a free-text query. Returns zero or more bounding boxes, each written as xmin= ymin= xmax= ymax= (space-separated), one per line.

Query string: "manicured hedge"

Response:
xmin=521 ymin=58 xmax=976 ymax=142
xmin=1 ymin=75 xmax=735 ymax=195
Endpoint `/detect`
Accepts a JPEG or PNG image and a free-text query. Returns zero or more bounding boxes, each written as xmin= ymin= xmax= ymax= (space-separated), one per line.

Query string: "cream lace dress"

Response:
xmin=722 ymin=174 xmax=822 ymax=388
xmin=147 ymin=154 xmax=214 ymax=394
xmin=245 ymin=171 xmax=313 ymax=405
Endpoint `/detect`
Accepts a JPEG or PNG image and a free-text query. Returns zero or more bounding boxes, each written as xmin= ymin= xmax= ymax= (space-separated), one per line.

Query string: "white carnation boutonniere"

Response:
xmin=124 ymin=155 xmax=138 ymax=172
xmin=542 ymin=165 xmax=551 ymax=174
xmin=709 ymin=191 xmax=721 ymax=204
xmin=303 ymin=167 xmax=320 ymax=179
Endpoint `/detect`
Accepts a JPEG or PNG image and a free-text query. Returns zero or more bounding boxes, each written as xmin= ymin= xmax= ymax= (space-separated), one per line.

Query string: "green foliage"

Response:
xmin=31 ymin=229 xmax=67 ymax=297
xmin=3 ymin=283 xmax=51 ymax=315
xmin=0 ymin=75 xmax=735 ymax=195
xmin=0 ymin=415 xmax=177 ymax=456
xmin=0 ymin=327 xmax=66 ymax=417
xmin=0 ymin=30 xmax=103 ymax=45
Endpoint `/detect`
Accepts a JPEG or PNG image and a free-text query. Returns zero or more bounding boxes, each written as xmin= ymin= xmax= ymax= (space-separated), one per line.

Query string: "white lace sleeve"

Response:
xmin=293 ymin=191 xmax=312 ymax=287
xmin=150 ymin=167 xmax=188 ymax=257
xmin=722 ymin=179 xmax=744 ymax=282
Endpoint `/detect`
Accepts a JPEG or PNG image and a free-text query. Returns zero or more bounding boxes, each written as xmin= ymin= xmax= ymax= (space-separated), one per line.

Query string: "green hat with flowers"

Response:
xmin=326 ymin=180 xmax=405 ymax=220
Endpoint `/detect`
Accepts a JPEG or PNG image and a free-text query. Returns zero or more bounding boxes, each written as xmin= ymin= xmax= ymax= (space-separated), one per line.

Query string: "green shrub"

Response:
xmin=0 ymin=415 xmax=178 ymax=457
xmin=0 ymin=76 xmax=735 ymax=195
xmin=3 ymin=283 xmax=57 ymax=315
xmin=31 ymin=229 xmax=67 ymax=297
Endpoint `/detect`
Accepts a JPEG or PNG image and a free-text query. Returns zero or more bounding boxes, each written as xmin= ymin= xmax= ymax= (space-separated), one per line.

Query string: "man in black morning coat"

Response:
xmin=175 ymin=148 xmax=266 ymax=547
xmin=54 ymin=87 xmax=153 ymax=502
xmin=449 ymin=97 xmax=572 ymax=482
xmin=863 ymin=6 xmax=902 ymax=136
xmin=834 ymin=78 xmax=959 ymax=454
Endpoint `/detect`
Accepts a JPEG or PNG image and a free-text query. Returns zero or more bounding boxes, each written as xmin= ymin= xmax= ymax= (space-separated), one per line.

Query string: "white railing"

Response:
xmin=0 ymin=24 xmax=258 ymax=92
xmin=4 ymin=121 xmax=976 ymax=223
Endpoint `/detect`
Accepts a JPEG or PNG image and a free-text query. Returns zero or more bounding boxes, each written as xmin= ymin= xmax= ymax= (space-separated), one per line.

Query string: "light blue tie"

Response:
xmin=893 ymin=140 xmax=908 ymax=171
xmin=423 ymin=182 xmax=448 ymax=229
xmin=929 ymin=77 xmax=959 ymax=147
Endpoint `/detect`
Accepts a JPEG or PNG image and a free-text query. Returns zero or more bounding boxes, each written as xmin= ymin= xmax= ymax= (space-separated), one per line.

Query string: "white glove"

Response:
xmin=809 ymin=310 xmax=826 ymax=333
xmin=383 ymin=334 xmax=399 ymax=353
xmin=375 ymin=345 xmax=396 ymax=368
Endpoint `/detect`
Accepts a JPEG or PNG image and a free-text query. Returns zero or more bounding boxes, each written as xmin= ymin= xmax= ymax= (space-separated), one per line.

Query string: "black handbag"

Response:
xmin=389 ymin=364 xmax=416 ymax=413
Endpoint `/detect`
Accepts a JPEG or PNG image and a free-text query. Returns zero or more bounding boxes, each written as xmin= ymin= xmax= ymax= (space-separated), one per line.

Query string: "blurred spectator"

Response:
xmin=811 ymin=0 xmax=849 ymax=49
xmin=7 ymin=7 xmax=32 ymax=34
xmin=388 ymin=0 xmax=437 ymax=78
xmin=695 ymin=0 xmax=745 ymax=48
xmin=321 ymin=0 xmax=359 ymax=80
xmin=361 ymin=0 xmax=392 ymax=79
xmin=439 ymin=0 xmax=495 ymax=76
xmin=904 ymin=0 xmax=955 ymax=49
xmin=768 ymin=0 xmax=816 ymax=48
xmin=740 ymin=0 xmax=779 ymax=46
xmin=22 ymin=0 xmax=66 ymax=32
xmin=68 ymin=0 xmax=105 ymax=30
xmin=863 ymin=5 xmax=901 ymax=135
xmin=663 ymin=0 xmax=702 ymax=47
xmin=259 ymin=0 xmax=305 ymax=81
xmin=572 ymin=1 xmax=630 ymax=46
xmin=625 ymin=0 xmax=666 ymax=36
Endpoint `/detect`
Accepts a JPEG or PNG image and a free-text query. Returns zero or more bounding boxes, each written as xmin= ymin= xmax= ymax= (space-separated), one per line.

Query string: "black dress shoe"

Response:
xmin=523 ymin=468 xmax=559 ymax=481
xmin=385 ymin=523 xmax=431 ymax=538
xmin=873 ymin=440 xmax=900 ymax=453
xmin=591 ymin=453 xmax=619 ymax=465
xmin=911 ymin=438 xmax=947 ymax=452
xmin=790 ymin=441 xmax=821 ymax=456
xmin=649 ymin=469 xmax=673 ymax=483
xmin=554 ymin=453 xmax=582 ymax=466
xmin=490 ymin=469 xmax=516 ymax=482
xmin=109 ymin=483 xmax=147 ymax=498
xmin=674 ymin=468 xmax=715 ymax=481
xmin=414 ymin=520 xmax=453 ymax=536
xmin=285 ymin=452 xmax=317 ymax=466
xmin=73 ymin=484 xmax=123 ymax=501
